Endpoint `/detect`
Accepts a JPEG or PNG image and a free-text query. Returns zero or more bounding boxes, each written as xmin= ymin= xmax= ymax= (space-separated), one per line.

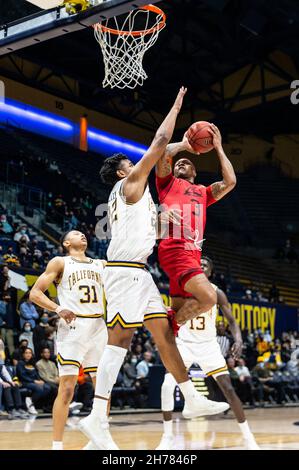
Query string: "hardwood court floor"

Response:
xmin=0 ymin=408 xmax=298 ymax=450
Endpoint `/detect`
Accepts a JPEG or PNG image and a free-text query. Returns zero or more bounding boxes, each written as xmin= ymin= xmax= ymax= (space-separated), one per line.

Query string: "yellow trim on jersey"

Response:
xmin=75 ymin=313 xmax=103 ymax=318
xmin=102 ymin=290 xmax=107 ymax=323
xmin=57 ymin=353 xmax=80 ymax=368
xmin=83 ymin=367 xmax=97 ymax=373
xmin=144 ymin=312 xmax=168 ymax=321
xmin=107 ymin=313 xmax=143 ymax=329
xmin=206 ymin=366 xmax=228 ymax=377
xmin=106 ymin=261 xmax=146 ymax=269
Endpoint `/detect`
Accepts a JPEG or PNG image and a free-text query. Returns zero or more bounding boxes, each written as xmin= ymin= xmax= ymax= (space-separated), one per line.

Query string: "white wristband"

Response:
xmin=55 ymin=306 xmax=64 ymax=315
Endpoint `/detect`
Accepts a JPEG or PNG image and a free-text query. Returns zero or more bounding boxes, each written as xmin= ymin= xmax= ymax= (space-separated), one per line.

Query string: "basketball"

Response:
xmin=186 ymin=121 xmax=214 ymax=154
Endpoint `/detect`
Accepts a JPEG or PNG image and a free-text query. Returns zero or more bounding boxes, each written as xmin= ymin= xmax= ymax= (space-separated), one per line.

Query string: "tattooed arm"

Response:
xmin=208 ymin=124 xmax=237 ymax=201
xmin=156 ymin=134 xmax=198 ymax=178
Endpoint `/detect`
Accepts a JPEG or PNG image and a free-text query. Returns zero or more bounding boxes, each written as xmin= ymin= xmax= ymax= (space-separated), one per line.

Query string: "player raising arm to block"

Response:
xmin=79 ymin=88 xmax=229 ymax=451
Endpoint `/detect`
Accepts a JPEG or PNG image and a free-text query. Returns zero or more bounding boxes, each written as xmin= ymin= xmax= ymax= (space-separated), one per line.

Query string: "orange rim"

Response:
xmin=93 ymin=4 xmax=166 ymax=37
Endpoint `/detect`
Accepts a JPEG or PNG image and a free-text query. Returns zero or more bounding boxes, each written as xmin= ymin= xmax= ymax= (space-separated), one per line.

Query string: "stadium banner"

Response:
xmin=160 ymin=291 xmax=298 ymax=338
xmin=10 ymin=268 xmax=297 ymax=338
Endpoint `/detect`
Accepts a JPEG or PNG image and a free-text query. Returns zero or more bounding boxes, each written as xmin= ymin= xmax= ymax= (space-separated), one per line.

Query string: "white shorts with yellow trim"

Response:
xmin=56 ymin=316 xmax=108 ymax=377
xmin=176 ymin=337 xmax=228 ymax=378
xmin=103 ymin=262 xmax=167 ymax=328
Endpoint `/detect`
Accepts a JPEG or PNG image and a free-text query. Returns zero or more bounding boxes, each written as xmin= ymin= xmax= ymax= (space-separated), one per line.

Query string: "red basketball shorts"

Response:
xmin=158 ymin=241 xmax=204 ymax=298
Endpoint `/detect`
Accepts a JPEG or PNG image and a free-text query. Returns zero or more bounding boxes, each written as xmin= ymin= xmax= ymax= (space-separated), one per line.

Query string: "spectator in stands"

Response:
xmin=33 ymin=312 xmax=53 ymax=360
xmin=256 ymin=334 xmax=269 ymax=355
xmin=263 ymin=344 xmax=283 ymax=370
xmin=286 ymin=349 xmax=299 ymax=375
xmin=255 ymin=289 xmax=268 ymax=303
xmin=19 ymin=322 xmax=35 ymax=354
xmin=263 ymin=330 xmax=272 ymax=343
xmin=131 ymin=343 xmax=144 ymax=363
xmin=281 ymin=340 xmax=292 ymax=363
xmin=243 ymin=289 xmax=253 ymax=300
xmin=0 ymin=215 xmax=13 ymax=235
xmin=235 ymin=358 xmax=252 ymax=380
xmin=0 ymin=363 xmax=29 ymax=419
xmin=19 ymin=294 xmax=39 ymax=329
xmin=144 ymin=337 xmax=161 ymax=364
xmin=0 ymin=265 xmax=15 ymax=356
xmin=14 ymin=226 xmax=30 ymax=244
xmin=16 ymin=347 xmax=52 ymax=413
xmin=228 ymin=357 xmax=255 ymax=405
xmin=0 ymin=246 xmax=3 ymax=264
xmin=36 ymin=348 xmax=59 ymax=397
xmin=136 ymin=351 xmax=153 ymax=380
xmin=216 ymin=321 xmax=231 ymax=359
xmin=252 ymin=358 xmax=286 ymax=404
xmin=2 ymin=246 xmax=20 ymax=267
xmin=269 ymin=283 xmax=280 ymax=303
xmin=11 ymin=339 xmax=29 ymax=366
xmin=32 ymin=248 xmax=44 ymax=270
xmin=49 ymin=160 xmax=61 ymax=175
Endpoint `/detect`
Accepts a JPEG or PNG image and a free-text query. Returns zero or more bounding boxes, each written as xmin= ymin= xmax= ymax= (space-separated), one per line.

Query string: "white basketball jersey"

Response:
xmin=178 ymin=283 xmax=218 ymax=343
xmin=107 ymin=179 xmax=157 ymax=263
xmin=57 ymin=256 xmax=105 ymax=316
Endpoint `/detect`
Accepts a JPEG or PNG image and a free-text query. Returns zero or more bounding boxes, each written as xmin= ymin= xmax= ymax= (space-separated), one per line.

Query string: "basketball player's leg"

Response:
xmin=157 ymin=341 xmax=194 ymax=450
xmin=52 ymin=373 xmax=78 ymax=446
xmin=215 ymin=374 xmax=245 ymax=422
xmin=145 ymin=317 xmax=229 ymax=418
xmin=200 ymin=340 xmax=259 ymax=449
xmin=215 ymin=374 xmax=259 ymax=449
xmin=78 ymin=324 xmax=134 ymax=449
xmin=174 ymin=274 xmax=216 ymax=324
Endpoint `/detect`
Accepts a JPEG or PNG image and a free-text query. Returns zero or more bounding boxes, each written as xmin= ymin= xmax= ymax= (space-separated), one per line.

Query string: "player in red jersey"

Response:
xmin=156 ymin=124 xmax=236 ymax=326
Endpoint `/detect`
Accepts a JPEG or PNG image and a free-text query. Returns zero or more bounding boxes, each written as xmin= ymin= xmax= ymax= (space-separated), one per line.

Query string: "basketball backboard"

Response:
xmin=0 ymin=0 xmax=161 ymax=57
xmin=26 ymin=0 xmax=63 ymax=8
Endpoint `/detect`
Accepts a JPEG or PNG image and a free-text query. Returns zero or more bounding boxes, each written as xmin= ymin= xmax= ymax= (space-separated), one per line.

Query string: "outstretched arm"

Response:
xmin=123 ymin=87 xmax=187 ymax=203
xmin=30 ymin=257 xmax=76 ymax=324
xmin=156 ymin=132 xmax=198 ymax=178
xmin=217 ymin=288 xmax=243 ymax=359
xmin=209 ymin=124 xmax=237 ymax=201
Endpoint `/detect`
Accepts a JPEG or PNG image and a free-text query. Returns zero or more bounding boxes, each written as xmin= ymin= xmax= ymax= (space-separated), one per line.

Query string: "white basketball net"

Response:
xmin=94 ymin=7 xmax=166 ymax=89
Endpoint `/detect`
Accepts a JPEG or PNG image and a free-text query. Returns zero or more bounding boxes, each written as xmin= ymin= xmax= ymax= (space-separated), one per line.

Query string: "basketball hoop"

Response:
xmin=93 ymin=4 xmax=166 ymax=89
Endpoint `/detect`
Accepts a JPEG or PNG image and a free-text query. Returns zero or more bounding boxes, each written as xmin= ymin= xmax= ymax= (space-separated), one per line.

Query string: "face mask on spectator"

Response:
xmin=24 ymin=326 xmax=31 ymax=332
xmin=21 ymin=229 xmax=26 ymax=234
xmin=41 ymin=317 xmax=48 ymax=324
xmin=131 ymin=358 xmax=137 ymax=365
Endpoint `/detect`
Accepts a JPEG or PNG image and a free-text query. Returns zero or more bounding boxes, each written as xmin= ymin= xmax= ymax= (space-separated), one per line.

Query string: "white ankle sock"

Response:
xmin=238 ymin=421 xmax=254 ymax=439
xmin=91 ymin=345 xmax=127 ymax=418
xmin=178 ymin=380 xmax=197 ymax=400
xmin=163 ymin=420 xmax=173 ymax=436
xmin=52 ymin=441 xmax=63 ymax=450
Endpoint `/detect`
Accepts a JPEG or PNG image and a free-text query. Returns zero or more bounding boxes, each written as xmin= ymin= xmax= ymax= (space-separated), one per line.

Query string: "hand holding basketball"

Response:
xmin=182 ymin=132 xmax=200 ymax=155
xmin=186 ymin=121 xmax=214 ymax=154
xmin=173 ymin=86 xmax=187 ymax=113
xmin=208 ymin=124 xmax=222 ymax=151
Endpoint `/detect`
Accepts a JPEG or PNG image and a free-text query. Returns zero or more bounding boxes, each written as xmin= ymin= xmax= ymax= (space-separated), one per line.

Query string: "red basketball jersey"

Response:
xmin=156 ymin=173 xmax=217 ymax=249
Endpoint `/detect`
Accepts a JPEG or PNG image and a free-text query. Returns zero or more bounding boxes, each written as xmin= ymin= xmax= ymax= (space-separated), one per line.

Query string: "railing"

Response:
xmin=0 ymin=181 xmax=47 ymax=214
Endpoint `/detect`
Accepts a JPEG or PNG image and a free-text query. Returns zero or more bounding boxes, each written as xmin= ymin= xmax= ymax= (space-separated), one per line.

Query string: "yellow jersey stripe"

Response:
xmin=106 ymin=261 xmax=146 ymax=269
xmin=206 ymin=366 xmax=228 ymax=376
xmin=75 ymin=313 xmax=103 ymax=318
xmin=144 ymin=313 xmax=168 ymax=321
xmin=57 ymin=353 xmax=80 ymax=368
xmin=107 ymin=313 xmax=143 ymax=329
xmin=83 ymin=367 xmax=97 ymax=373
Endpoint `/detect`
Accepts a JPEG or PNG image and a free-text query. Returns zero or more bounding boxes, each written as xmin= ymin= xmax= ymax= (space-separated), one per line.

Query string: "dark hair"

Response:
xmin=201 ymin=255 xmax=214 ymax=272
xmin=99 ymin=153 xmax=129 ymax=185
xmin=60 ymin=230 xmax=73 ymax=252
